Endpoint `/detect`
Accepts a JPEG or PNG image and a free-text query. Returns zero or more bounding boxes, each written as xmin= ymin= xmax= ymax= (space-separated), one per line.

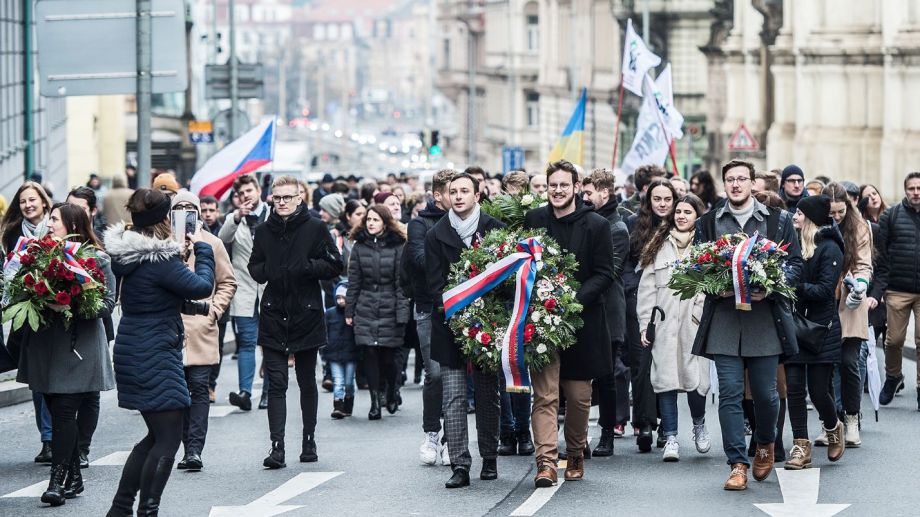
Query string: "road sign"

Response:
xmin=502 ymin=146 xmax=525 ymax=174
xmin=189 ymin=120 xmax=214 ymax=144
xmin=36 ymin=0 xmax=187 ymax=96
xmin=205 ymin=62 xmax=264 ymax=99
xmin=728 ymin=123 xmax=759 ymax=151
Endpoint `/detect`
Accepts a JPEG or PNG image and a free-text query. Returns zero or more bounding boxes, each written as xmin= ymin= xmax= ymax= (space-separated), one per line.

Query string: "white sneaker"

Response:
xmin=814 ymin=429 xmax=828 ymax=446
xmin=844 ymin=414 xmax=861 ymax=447
xmin=419 ymin=432 xmax=439 ymax=465
xmin=440 ymin=443 xmax=451 ymax=466
xmin=662 ymin=436 xmax=680 ymax=462
xmin=692 ymin=423 xmax=711 ymax=453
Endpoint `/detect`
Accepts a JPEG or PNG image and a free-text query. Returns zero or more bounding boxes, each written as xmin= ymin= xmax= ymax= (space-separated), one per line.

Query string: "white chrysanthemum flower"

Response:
xmin=532 ymin=311 xmax=542 ymax=323
xmin=521 ymin=194 xmax=534 ymax=205
xmin=536 ymin=344 xmax=547 ymax=353
xmin=547 ymin=246 xmax=559 ymax=255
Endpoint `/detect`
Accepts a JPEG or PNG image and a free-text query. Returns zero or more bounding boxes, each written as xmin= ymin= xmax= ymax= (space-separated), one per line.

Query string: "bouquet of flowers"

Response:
xmin=667 ymin=232 xmax=795 ymax=309
xmin=2 ymin=235 xmax=108 ymax=332
xmin=443 ymin=228 xmax=583 ymax=382
xmin=480 ymin=192 xmax=548 ymax=229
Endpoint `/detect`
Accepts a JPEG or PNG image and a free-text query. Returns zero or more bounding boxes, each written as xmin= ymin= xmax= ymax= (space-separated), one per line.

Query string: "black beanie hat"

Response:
xmin=798 ymin=194 xmax=832 ymax=226
xmin=781 ymin=164 xmax=805 ymax=183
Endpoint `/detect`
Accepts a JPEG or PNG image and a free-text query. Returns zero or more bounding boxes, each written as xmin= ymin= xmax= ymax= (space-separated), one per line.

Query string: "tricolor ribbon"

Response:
xmin=443 ymin=238 xmax=543 ymax=393
xmin=61 ymin=241 xmax=94 ymax=285
xmin=732 ymin=233 xmax=758 ymax=311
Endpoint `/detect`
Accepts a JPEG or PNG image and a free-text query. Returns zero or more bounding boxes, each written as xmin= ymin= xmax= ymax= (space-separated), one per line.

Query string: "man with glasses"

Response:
xmin=780 ymin=164 xmax=809 ymax=212
xmin=248 ymin=176 xmax=343 ymax=468
xmin=692 ymin=160 xmax=802 ymax=491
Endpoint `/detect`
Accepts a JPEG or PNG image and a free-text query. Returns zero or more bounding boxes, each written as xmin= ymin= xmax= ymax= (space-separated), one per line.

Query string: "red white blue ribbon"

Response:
xmin=443 ymin=237 xmax=543 ymax=392
xmin=732 ymin=233 xmax=758 ymax=310
xmin=61 ymin=241 xmax=93 ymax=285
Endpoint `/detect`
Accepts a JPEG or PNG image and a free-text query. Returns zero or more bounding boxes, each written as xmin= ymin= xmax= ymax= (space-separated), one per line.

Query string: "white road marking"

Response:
xmin=91 ymin=450 xmax=131 ymax=466
xmin=510 ymin=470 xmax=565 ymax=517
xmin=754 ymin=468 xmax=850 ymax=517
xmin=2 ymin=481 xmax=46 ymax=498
xmin=209 ymin=471 xmax=343 ymax=517
xmin=209 ymin=406 xmax=240 ymax=418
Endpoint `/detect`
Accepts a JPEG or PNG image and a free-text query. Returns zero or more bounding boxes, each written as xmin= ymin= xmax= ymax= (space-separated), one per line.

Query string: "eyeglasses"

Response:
xmin=724 ymin=177 xmax=751 ymax=185
xmin=785 ymin=178 xmax=804 ymax=184
xmin=271 ymin=195 xmax=297 ymax=204
xmin=173 ymin=203 xmax=196 ymax=211
xmin=548 ymin=183 xmax=573 ymax=192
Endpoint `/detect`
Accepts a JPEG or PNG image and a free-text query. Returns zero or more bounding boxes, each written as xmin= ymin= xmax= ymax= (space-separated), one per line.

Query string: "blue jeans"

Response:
xmin=713 ymin=354 xmax=779 ymax=466
xmin=499 ymin=373 xmax=531 ymax=436
xmin=330 ymin=361 xmax=356 ymax=400
xmin=415 ymin=309 xmax=443 ymax=434
xmin=233 ymin=314 xmax=259 ymax=394
xmin=658 ymin=390 xmax=706 ymax=437
xmin=33 ymin=391 xmax=52 ymax=442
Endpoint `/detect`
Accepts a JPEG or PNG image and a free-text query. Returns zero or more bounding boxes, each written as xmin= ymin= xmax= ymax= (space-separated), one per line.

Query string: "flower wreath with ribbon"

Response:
xmin=443 ymin=228 xmax=583 ymax=393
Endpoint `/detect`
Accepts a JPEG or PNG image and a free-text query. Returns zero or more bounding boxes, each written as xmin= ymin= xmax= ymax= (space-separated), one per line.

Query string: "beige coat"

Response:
xmin=218 ymin=209 xmax=266 ymax=317
xmin=837 ymin=220 xmax=873 ymax=340
xmin=638 ymin=234 xmax=711 ymax=395
xmin=182 ymin=230 xmax=237 ymax=366
xmin=102 ymin=187 xmax=134 ymax=226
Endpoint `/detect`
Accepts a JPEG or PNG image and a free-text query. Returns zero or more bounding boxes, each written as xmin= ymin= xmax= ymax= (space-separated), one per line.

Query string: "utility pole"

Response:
xmin=229 ymin=0 xmax=239 ymax=140
xmin=642 ymin=0 xmax=651 ymax=49
xmin=23 ymin=0 xmax=34 ymax=180
xmin=136 ymin=0 xmax=153 ymax=187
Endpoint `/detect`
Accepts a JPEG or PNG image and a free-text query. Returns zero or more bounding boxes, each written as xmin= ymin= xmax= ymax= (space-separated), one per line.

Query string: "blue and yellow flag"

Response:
xmin=547 ymin=88 xmax=586 ymax=165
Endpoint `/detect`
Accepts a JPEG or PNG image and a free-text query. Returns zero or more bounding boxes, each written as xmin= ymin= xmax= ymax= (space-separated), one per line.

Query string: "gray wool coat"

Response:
xmin=16 ymin=252 xmax=117 ymax=394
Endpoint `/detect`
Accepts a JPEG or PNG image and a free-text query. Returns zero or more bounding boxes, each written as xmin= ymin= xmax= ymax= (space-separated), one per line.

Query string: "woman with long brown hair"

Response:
xmin=858 ymin=184 xmax=887 ymax=224
xmin=345 ymin=205 xmax=410 ymax=419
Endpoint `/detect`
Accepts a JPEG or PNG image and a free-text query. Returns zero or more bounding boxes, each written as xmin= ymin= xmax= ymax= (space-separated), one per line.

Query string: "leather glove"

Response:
xmin=181 ymin=300 xmax=211 ymax=316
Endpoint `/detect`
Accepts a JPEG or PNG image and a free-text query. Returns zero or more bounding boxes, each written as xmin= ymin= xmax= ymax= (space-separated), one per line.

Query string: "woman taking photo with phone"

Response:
xmin=104 ymin=188 xmax=215 ymax=516
xmin=16 ymin=203 xmax=116 ymax=507
xmin=637 ymin=194 xmax=712 ymax=462
xmin=784 ymin=195 xmax=845 ymax=470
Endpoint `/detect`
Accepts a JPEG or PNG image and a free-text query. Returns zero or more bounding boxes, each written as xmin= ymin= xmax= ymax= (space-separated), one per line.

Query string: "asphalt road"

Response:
xmin=0 ymin=350 xmax=917 ymax=517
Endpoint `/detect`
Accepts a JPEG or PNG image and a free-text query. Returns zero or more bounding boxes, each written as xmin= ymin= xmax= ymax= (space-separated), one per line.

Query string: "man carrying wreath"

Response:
xmin=425 ymin=173 xmax=506 ymax=489
xmin=691 ymin=160 xmax=803 ymax=491
xmin=523 ymin=160 xmax=615 ymax=487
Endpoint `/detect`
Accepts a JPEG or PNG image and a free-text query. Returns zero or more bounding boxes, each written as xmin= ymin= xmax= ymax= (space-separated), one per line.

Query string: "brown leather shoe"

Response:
xmin=534 ymin=463 xmax=558 ymax=488
xmin=825 ymin=421 xmax=846 ymax=462
xmin=723 ymin=463 xmax=748 ymax=491
xmin=752 ymin=442 xmax=774 ymax=481
xmin=564 ymin=455 xmax=584 ymax=481
xmin=783 ymin=439 xmax=812 ymax=470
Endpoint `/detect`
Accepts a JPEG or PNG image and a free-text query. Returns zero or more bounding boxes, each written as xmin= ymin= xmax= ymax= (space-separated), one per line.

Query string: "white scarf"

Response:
xmin=22 ymin=216 xmax=49 ymax=240
xmin=448 ymin=204 xmax=481 ymax=247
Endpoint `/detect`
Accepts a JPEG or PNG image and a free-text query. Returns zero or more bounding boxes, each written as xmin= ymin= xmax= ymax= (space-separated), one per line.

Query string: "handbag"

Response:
xmin=793 ymin=310 xmax=830 ymax=354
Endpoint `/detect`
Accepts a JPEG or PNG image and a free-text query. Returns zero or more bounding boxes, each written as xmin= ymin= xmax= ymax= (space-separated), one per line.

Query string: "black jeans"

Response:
xmin=263 ymin=347 xmax=318 ymax=444
xmin=596 ymin=342 xmax=628 ymax=430
xmin=45 ymin=392 xmax=94 ymax=466
xmin=626 ymin=289 xmax=656 ymax=427
xmin=786 ymin=363 xmax=839 ymax=440
xmin=183 ymin=366 xmax=212 ymax=455
xmin=362 ymin=346 xmax=398 ymax=393
xmin=839 ymin=337 xmax=862 ymax=415
xmin=77 ymin=392 xmax=100 ymax=456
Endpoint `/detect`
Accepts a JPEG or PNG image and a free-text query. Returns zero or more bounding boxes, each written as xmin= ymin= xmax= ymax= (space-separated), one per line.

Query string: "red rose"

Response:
xmin=35 ymin=282 xmax=49 ymax=295
xmin=472 ymin=241 xmax=480 ymax=249
xmin=23 ymin=273 xmax=36 ymax=287
xmin=524 ymin=323 xmax=536 ymax=343
xmin=724 ymin=260 xmax=731 ymax=267
xmin=480 ymin=332 xmax=492 ymax=345
xmin=544 ymin=299 xmax=558 ymax=311
xmin=467 ymin=327 xmax=480 ymax=338
xmin=85 ymin=258 xmax=97 ymax=270
xmin=20 ymin=253 xmax=35 ymax=265
xmin=55 ymin=292 xmax=71 ymax=305
xmin=64 ymin=270 xmax=75 ymax=281
xmin=70 ymin=284 xmax=82 ymax=296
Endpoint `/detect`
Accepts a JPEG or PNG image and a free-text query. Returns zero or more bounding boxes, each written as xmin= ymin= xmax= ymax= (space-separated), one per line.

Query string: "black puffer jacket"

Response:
xmin=787 ymin=226 xmax=844 ymax=364
xmin=595 ymin=199 xmax=630 ymax=344
xmin=406 ymin=201 xmax=447 ymax=312
xmin=248 ymin=205 xmax=344 ymax=353
xmin=345 ymin=229 xmax=410 ymax=348
xmin=875 ymin=200 xmax=920 ymax=294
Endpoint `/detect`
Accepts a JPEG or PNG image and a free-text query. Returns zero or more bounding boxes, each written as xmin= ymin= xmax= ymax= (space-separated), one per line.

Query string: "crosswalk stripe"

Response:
xmin=509 ymin=470 xmax=565 ymax=516
xmin=2 ymin=481 xmax=46 ymax=498
xmin=92 ymin=451 xmax=131 ymax=466
xmin=209 ymin=406 xmax=241 ymax=418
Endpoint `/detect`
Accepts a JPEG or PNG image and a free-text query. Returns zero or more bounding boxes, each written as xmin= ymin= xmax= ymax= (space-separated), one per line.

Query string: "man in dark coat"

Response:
xmin=692 ymin=160 xmax=802 ymax=491
xmin=425 ymin=173 xmax=505 ymax=488
xmin=407 ymin=168 xmax=453 ymax=465
xmin=524 ymin=160 xmax=615 ymax=488
xmin=248 ymin=176 xmax=344 ymax=470
xmin=779 ymin=164 xmax=809 ymax=213
xmin=582 ymin=168 xmax=630 ymax=456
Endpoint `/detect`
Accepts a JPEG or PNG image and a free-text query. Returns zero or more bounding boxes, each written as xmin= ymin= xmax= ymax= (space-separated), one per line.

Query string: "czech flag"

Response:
xmin=190 ymin=118 xmax=276 ymax=199
xmin=547 ymin=88 xmax=586 ymax=166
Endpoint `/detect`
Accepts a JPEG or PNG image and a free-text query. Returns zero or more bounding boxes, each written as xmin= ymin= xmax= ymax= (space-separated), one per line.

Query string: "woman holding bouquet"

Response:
xmin=637 ymin=194 xmax=712 ymax=462
xmin=104 ymin=189 xmax=215 ymax=516
xmin=784 ymin=195 xmax=846 ymax=470
xmin=16 ymin=203 xmax=116 ymax=506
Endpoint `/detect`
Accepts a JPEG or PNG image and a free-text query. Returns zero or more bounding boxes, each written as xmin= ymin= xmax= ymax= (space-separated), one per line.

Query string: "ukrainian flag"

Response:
xmin=547 ymin=88 xmax=586 ymax=165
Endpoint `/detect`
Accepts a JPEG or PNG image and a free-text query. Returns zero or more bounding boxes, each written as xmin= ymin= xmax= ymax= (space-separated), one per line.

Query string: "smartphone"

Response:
xmin=171 ymin=210 xmax=198 ymax=241
xmin=184 ymin=211 xmax=198 ymax=236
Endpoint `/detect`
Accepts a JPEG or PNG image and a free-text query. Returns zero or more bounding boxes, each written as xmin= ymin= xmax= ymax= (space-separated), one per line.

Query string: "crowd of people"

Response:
xmin=1 ymin=157 xmax=918 ymax=513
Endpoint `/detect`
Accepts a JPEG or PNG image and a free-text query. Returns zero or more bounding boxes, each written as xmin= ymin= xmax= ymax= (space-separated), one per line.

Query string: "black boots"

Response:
xmin=594 ymin=427 xmax=615 ymax=457
xmin=480 ymin=458 xmax=498 ymax=480
xmin=385 ymin=384 xmax=399 ymax=414
xmin=64 ymin=455 xmax=85 ymax=499
xmin=300 ymin=435 xmax=318 ymax=463
xmin=497 ymin=434 xmax=517 ymax=456
xmin=343 ymin=396 xmax=354 ymax=417
xmin=331 ymin=399 xmax=346 ymax=419
xmin=106 ymin=446 xmax=147 ymax=517
xmin=41 ymin=464 xmax=68 ymax=506
xmin=263 ymin=441 xmax=286 ymax=469
xmin=637 ymin=424 xmax=653 ymax=453
xmin=879 ymin=375 xmax=905 ymax=406
xmin=259 ymin=389 xmax=269 ymax=410
xmin=229 ymin=390 xmax=252 ymax=411
xmin=35 ymin=441 xmax=52 ymax=464
xmin=517 ymin=431 xmax=535 ymax=456
xmin=136 ymin=456 xmax=174 ymax=516
xmin=177 ymin=452 xmax=203 ymax=471
xmin=445 ymin=468 xmax=470 ymax=488
xmin=368 ymin=391 xmax=382 ymax=420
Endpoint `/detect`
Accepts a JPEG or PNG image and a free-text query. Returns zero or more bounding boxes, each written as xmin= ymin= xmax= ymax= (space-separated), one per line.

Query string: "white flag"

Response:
xmin=620 ymin=90 xmax=670 ymax=175
xmin=646 ymin=66 xmax=684 ymax=140
xmin=621 ymin=19 xmax=662 ymax=97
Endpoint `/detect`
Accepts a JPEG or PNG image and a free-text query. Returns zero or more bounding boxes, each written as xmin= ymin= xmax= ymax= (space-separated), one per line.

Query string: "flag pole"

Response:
xmin=668 ymin=139 xmax=679 ymax=177
xmin=612 ymin=75 xmax=625 ymax=168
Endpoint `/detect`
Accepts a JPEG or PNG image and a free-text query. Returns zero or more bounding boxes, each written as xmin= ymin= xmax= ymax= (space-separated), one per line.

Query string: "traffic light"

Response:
xmin=429 ymin=130 xmax=441 ymax=155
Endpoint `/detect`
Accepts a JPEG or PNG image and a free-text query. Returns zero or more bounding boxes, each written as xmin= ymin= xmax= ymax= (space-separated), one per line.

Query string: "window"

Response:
xmin=443 ymin=38 xmax=451 ymax=69
xmin=526 ymin=15 xmax=539 ymax=52
xmin=328 ymin=23 xmax=339 ymax=40
xmin=314 ymin=24 xmax=326 ymax=40
xmin=526 ymin=92 xmax=539 ymax=128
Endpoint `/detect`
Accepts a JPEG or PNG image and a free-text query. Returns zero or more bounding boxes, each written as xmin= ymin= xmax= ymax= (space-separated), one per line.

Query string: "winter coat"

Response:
xmin=866 ymin=220 xmax=887 ymax=331
xmin=101 ymin=186 xmax=134 ymax=228
xmin=780 ymin=189 xmax=809 ymax=213
xmin=324 ymin=305 xmax=358 ymax=363
xmin=425 ymin=212 xmax=506 ymax=369
xmin=406 ymin=201 xmax=447 ymax=312
xmin=345 ymin=229 xmax=410 ymax=348
xmin=692 ymin=200 xmax=804 ymax=360
xmin=837 ymin=219 xmax=872 ymax=340
xmin=248 ymin=205 xmax=344 ymax=354
xmin=637 ymin=234 xmax=710 ymax=395
xmin=16 ymin=252 xmax=117 ymax=394
xmin=595 ymin=199 xmax=630 ymax=344
xmin=218 ymin=204 xmax=268 ymax=317
xmin=875 ymin=200 xmax=920 ymax=295
xmin=105 ymin=224 xmax=215 ymax=412
xmin=524 ymin=202 xmax=616 ymax=380
xmin=181 ymin=230 xmax=237 ymax=366
xmin=787 ymin=226 xmax=844 ymax=364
